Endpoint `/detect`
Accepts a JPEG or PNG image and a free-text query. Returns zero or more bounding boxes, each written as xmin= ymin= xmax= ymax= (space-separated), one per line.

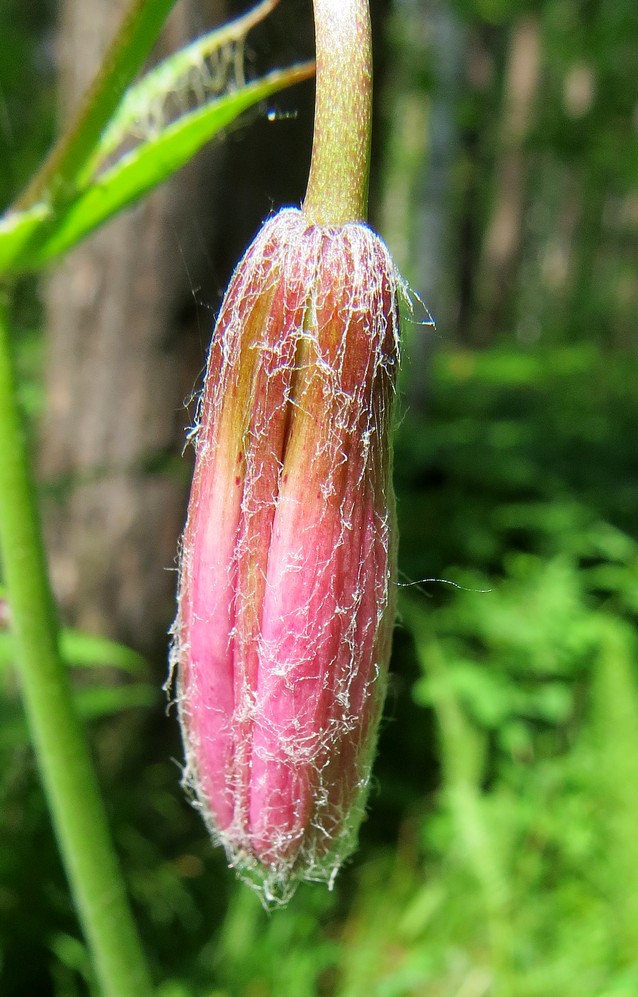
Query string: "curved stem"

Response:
xmin=0 ymin=295 xmax=153 ymax=997
xmin=303 ymin=0 xmax=372 ymax=225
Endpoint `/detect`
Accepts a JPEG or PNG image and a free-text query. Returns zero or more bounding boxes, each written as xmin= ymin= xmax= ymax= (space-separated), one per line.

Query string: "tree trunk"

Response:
xmin=474 ymin=15 xmax=541 ymax=340
xmin=379 ymin=0 xmax=465 ymax=411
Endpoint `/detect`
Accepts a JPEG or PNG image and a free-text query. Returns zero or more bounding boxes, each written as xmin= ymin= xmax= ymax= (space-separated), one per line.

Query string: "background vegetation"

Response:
xmin=1 ymin=0 xmax=637 ymax=994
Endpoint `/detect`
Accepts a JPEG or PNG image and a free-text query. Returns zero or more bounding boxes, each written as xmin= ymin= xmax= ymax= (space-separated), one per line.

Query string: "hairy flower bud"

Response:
xmin=172 ymin=207 xmax=400 ymax=903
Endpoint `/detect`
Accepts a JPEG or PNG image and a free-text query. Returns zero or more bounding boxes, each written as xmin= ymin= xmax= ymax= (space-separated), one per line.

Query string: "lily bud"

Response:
xmin=173 ymin=207 xmax=400 ymax=902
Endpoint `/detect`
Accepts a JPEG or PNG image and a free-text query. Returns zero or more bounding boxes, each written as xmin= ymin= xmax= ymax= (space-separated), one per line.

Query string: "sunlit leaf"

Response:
xmin=6 ymin=63 xmax=312 ymax=273
xmin=82 ymin=0 xmax=282 ymax=182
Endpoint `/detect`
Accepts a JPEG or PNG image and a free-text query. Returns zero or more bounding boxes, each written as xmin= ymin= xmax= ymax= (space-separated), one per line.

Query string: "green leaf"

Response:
xmin=15 ymin=0 xmax=178 ymax=211
xmin=82 ymin=0 xmax=283 ymax=182
xmin=0 ymin=618 xmax=148 ymax=676
xmin=58 ymin=629 xmax=149 ymax=675
xmin=73 ymin=683 xmax=157 ymax=718
xmin=22 ymin=64 xmax=312 ymax=269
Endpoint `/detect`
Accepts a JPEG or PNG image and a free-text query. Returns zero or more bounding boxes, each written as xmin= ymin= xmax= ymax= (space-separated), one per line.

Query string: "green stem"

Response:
xmin=16 ymin=0 xmax=177 ymax=211
xmin=0 ymin=296 xmax=153 ymax=996
xmin=303 ymin=0 xmax=372 ymax=225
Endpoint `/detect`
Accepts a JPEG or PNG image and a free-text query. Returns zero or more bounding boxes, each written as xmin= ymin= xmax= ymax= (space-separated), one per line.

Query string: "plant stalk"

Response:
xmin=303 ymin=0 xmax=373 ymax=225
xmin=0 ymin=296 xmax=153 ymax=996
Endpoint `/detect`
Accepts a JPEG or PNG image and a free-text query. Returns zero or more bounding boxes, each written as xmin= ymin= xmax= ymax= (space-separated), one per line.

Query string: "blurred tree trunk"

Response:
xmin=379 ymin=0 xmax=465 ymax=412
xmin=40 ymin=0 xmax=228 ymax=660
xmin=474 ymin=14 xmax=541 ymax=341
xmin=410 ymin=2 xmax=464 ymax=344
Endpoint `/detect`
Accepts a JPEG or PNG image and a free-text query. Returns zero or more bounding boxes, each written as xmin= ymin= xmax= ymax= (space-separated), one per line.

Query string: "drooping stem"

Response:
xmin=0 ymin=296 xmax=153 ymax=996
xmin=303 ymin=0 xmax=373 ymax=225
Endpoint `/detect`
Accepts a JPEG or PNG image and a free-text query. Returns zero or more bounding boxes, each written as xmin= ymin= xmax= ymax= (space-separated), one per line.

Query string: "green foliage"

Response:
xmin=0 ymin=619 xmax=155 ymax=752
xmin=0 ymin=616 xmax=157 ymax=996
xmin=381 ymin=343 xmax=637 ymax=995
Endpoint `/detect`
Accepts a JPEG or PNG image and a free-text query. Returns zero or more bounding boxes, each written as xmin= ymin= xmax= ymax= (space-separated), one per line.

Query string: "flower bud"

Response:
xmin=172 ymin=207 xmax=400 ymax=903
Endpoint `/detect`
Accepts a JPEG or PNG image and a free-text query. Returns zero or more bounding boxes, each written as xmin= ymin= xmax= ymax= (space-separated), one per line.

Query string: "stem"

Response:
xmin=303 ymin=0 xmax=372 ymax=225
xmin=0 ymin=296 xmax=153 ymax=997
xmin=16 ymin=0 xmax=177 ymax=211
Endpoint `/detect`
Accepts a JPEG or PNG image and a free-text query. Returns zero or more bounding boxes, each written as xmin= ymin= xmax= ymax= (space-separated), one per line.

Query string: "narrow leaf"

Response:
xmin=0 ymin=606 xmax=148 ymax=676
xmin=82 ymin=0 xmax=281 ymax=182
xmin=15 ymin=64 xmax=313 ymax=271
xmin=16 ymin=0 xmax=177 ymax=209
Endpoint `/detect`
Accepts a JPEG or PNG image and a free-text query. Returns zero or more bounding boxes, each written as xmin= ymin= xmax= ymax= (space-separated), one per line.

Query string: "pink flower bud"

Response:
xmin=172 ymin=207 xmax=400 ymax=903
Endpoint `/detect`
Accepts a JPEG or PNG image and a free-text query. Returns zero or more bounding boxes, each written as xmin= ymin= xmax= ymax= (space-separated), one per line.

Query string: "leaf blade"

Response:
xmin=8 ymin=63 xmax=313 ymax=273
